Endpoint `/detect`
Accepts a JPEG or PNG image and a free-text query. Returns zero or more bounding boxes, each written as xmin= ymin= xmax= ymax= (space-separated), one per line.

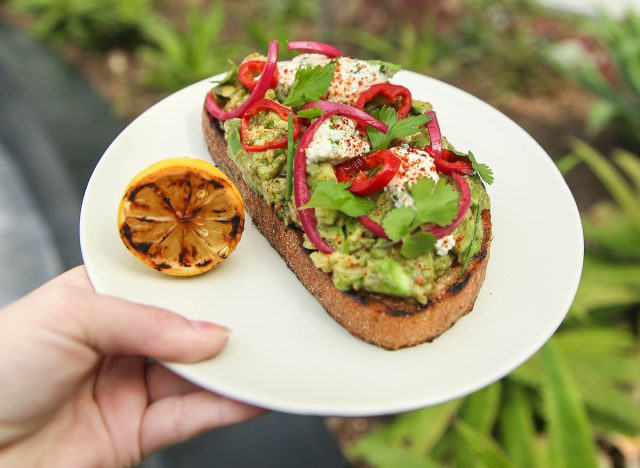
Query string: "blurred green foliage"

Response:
xmin=350 ymin=141 xmax=640 ymax=467
xmin=8 ymin=0 xmax=153 ymax=50
xmin=549 ymin=13 xmax=640 ymax=147
xmin=5 ymin=1 xmax=639 ymax=464
xmin=138 ymin=2 xmax=245 ymax=92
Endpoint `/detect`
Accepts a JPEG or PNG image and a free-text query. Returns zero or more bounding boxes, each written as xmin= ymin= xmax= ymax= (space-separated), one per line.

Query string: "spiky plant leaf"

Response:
xmin=571 ymin=141 xmax=640 ymax=232
xmin=455 ymin=420 xmax=514 ymax=468
xmin=541 ymin=341 xmax=598 ymax=468
xmin=348 ymin=437 xmax=439 ymax=468
xmin=613 ymin=149 xmax=640 ymax=194
xmin=454 ymin=382 xmax=502 ymax=467
xmin=499 ymin=382 xmax=541 ymax=468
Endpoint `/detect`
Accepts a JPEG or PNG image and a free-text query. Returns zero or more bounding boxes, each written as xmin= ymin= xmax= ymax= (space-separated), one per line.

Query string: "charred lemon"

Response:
xmin=118 ymin=158 xmax=244 ymax=276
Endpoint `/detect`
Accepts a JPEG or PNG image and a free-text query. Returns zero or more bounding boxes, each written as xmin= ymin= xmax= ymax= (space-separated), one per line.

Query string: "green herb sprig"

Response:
xmin=300 ymin=180 xmax=375 ymax=217
xmin=283 ymin=63 xmax=335 ymax=107
xmin=367 ymin=107 xmax=431 ymax=151
xmin=382 ymin=177 xmax=459 ymax=259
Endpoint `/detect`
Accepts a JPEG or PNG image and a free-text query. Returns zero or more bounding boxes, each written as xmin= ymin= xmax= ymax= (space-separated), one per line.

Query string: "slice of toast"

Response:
xmin=202 ymin=106 xmax=492 ymax=350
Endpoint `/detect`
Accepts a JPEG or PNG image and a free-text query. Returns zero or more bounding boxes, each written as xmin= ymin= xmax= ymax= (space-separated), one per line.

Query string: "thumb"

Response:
xmin=54 ymin=286 xmax=230 ymax=362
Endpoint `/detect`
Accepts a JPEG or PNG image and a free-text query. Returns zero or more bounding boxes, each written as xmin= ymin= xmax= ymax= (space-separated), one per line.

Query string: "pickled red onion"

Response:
xmin=287 ymin=40 xmax=343 ymax=58
xmin=294 ymin=112 xmax=336 ymax=253
xmin=205 ymin=40 xmax=279 ymax=121
xmin=301 ymin=101 xmax=388 ymax=133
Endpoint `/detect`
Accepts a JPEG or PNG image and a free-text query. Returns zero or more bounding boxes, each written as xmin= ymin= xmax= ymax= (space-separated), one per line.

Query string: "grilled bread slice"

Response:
xmin=202 ymin=107 xmax=492 ymax=350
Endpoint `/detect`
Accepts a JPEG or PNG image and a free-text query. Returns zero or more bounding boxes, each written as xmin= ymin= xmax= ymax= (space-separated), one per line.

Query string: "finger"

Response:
xmin=52 ymin=265 xmax=94 ymax=292
xmin=146 ymin=363 xmax=206 ymax=402
xmin=140 ymin=392 xmax=265 ymax=456
xmin=58 ymin=288 xmax=231 ymax=363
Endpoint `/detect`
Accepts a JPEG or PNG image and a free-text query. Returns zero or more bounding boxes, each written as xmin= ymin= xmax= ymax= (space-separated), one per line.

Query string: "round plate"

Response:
xmin=80 ymin=70 xmax=583 ymax=416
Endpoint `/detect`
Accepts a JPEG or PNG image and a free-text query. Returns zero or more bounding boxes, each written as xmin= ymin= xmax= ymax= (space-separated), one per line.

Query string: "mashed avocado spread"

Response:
xmin=214 ymin=55 xmax=490 ymax=304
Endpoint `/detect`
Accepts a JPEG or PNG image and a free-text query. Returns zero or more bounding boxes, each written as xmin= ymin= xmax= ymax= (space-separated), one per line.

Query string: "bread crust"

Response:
xmin=202 ymin=107 xmax=492 ymax=350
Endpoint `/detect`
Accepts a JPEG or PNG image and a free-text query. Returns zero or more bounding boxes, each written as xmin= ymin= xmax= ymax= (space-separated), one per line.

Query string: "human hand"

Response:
xmin=0 ymin=266 xmax=262 ymax=467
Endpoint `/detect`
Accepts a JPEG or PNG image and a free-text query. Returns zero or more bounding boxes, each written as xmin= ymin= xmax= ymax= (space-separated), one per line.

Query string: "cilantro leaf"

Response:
xmin=210 ymin=60 xmax=238 ymax=86
xmin=381 ymin=176 xmax=459 ymax=254
xmin=297 ymin=106 xmax=326 ymax=119
xmin=467 ymin=151 xmax=494 ymax=185
xmin=401 ymin=232 xmax=436 ymax=259
xmin=382 ymin=207 xmax=415 ymax=241
xmin=411 ymin=178 xmax=459 ymax=227
xmin=299 ymin=180 xmax=375 ymax=217
xmin=366 ymin=60 xmax=402 ymax=75
xmin=367 ymin=107 xmax=431 ymax=151
xmin=283 ymin=63 xmax=335 ymax=107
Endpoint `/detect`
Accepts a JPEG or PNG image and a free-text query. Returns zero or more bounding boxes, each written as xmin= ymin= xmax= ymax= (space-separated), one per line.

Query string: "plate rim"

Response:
xmin=80 ymin=70 xmax=584 ymax=416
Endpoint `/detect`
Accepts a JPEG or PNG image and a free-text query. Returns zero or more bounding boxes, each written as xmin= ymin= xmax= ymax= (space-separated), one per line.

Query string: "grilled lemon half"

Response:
xmin=118 ymin=158 xmax=244 ymax=276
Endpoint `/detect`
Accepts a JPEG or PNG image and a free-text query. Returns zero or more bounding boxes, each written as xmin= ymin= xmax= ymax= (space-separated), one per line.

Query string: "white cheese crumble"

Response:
xmin=385 ymin=146 xmax=439 ymax=207
xmin=434 ymin=234 xmax=456 ymax=256
xmin=306 ymin=116 xmax=370 ymax=164
xmin=277 ymin=55 xmax=390 ymax=105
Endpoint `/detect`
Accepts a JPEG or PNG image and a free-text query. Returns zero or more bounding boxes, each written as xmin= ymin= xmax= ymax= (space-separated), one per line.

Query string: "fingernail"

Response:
xmin=190 ymin=320 xmax=232 ymax=338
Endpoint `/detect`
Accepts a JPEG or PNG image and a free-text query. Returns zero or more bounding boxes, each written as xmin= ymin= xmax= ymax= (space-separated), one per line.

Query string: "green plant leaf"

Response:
xmin=466 ymin=151 xmax=494 ymax=185
xmin=454 ymin=420 xmax=514 ymax=468
xmin=412 ymin=178 xmax=459 ymax=227
xmin=454 ymin=382 xmax=502 ymax=467
xmin=540 ymin=340 xmax=598 ymax=468
xmin=348 ymin=437 xmax=439 ymax=468
xmin=299 ymin=180 xmax=375 ymax=217
xmin=382 ymin=207 xmax=415 ymax=241
xmin=499 ymin=382 xmax=541 ymax=468
xmin=283 ymin=62 xmax=335 ymax=107
xmin=367 ymin=107 xmax=431 ymax=151
xmin=571 ymin=140 xmax=640 ymax=232
xmin=586 ymin=100 xmax=617 ymax=135
xmin=613 ymin=148 xmax=640 ymax=194
xmin=348 ymin=399 xmax=462 ymax=466
xmin=400 ymin=232 xmax=436 ymax=259
xmin=582 ymin=203 xmax=640 ymax=260
xmin=555 ymin=153 xmax=582 ymax=175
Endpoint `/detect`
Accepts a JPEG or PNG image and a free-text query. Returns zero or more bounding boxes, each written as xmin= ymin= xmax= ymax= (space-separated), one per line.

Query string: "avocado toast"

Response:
xmin=202 ymin=40 xmax=493 ymax=350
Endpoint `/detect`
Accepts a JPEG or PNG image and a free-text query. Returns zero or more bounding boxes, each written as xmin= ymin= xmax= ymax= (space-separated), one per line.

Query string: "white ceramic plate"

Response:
xmin=80 ymin=70 xmax=583 ymax=416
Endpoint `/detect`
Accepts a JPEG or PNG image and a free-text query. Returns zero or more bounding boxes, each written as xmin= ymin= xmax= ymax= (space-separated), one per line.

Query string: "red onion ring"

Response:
xmin=205 ymin=40 xmax=279 ymax=121
xmin=301 ymin=101 xmax=388 ymax=133
xmin=427 ymin=173 xmax=471 ymax=239
xmin=424 ymin=110 xmax=471 ymax=238
xmin=287 ymin=40 xmax=343 ymax=58
xmin=294 ymin=112 xmax=337 ymax=253
xmin=358 ymin=216 xmax=388 ymax=239
xmin=425 ymin=110 xmax=442 ymax=158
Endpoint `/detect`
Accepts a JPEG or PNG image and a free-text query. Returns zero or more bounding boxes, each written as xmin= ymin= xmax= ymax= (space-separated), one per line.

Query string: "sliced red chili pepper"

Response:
xmin=425 ymin=146 xmax=474 ymax=176
xmin=240 ymin=99 xmax=301 ymax=153
xmin=334 ymin=150 xmax=401 ymax=196
xmin=355 ymin=83 xmax=412 ymax=120
xmin=238 ymin=60 xmax=278 ymax=91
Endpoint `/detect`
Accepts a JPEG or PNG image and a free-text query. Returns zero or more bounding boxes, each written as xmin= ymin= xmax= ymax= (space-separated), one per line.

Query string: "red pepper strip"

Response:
xmin=294 ymin=112 xmax=337 ymax=253
xmin=334 ymin=150 xmax=400 ymax=196
xmin=301 ymin=100 xmax=388 ymax=133
xmin=425 ymin=146 xmax=474 ymax=175
xmin=358 ymin=216 xmax=388 ymax=239
xmin=238 ymin=60 xmax=279 ymax=91
xmin=287 ymin=40 xmax=343 ymax=58
xmin=240 ymin=99 xmax=301 ymax=153
xmin=427 ymin=173 xmax=471 ymax=239
xmin=355 ymin=83 xmax=412 ymax=122
xmin=206 ymin=40 xmax=279 ymax=121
